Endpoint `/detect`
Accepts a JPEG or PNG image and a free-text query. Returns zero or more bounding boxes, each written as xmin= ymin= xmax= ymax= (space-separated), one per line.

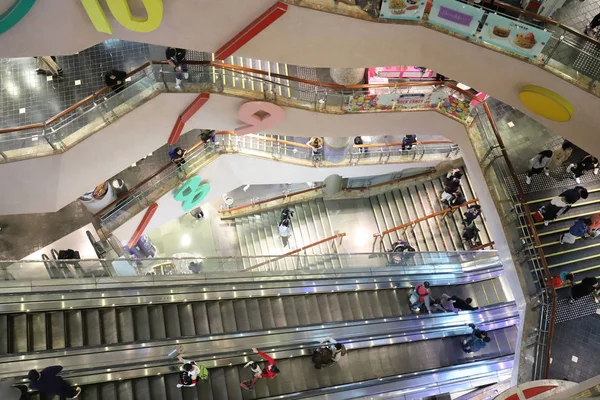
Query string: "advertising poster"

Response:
xmin=347 ymin=91 xmax=447 ymax=112
xmin=438 ymin=96 xmax=472 ymax=121
xmin=428 ymin=0 xmax=485 ymax=37
xmin=380 ymin=0 xmax=427 ymax=21
xmin=479 ymin=13 xmax=552 ymax=59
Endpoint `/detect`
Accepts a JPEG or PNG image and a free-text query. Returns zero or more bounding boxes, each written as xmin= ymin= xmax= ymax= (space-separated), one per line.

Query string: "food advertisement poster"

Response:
xmin=479 ymin=13 xmax=551 ymax=59
xmin=380 ymin=0 xmax=426 ymax=21
xmin=347 ymin=92 xmax=447 ymax=112
xmin=429 ymin=0 xmax=485 ymax=37
xmin=438 ymin=96 xmax=472 ymax=121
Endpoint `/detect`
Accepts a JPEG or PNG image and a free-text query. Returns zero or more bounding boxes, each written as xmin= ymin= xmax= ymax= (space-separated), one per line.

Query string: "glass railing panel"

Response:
xmin=0 ymin=127 xmax=52 ymax=161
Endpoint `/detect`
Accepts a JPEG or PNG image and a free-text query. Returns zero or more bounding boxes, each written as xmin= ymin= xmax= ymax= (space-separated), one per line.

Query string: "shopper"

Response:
xmin=0 ymin=378 xmax=28 ymax=400
xmin=451 ymin=296 xmax=479 ymax=311
xmin=440 ymin=293 xmax=459 ymax=313
xmin=463 ymin=204 xmax=482 ymax=226
xmin=462 ymin=323 xmax=491 ymax=353
xmin=462 ymin=222 xmax=480 ymax=246
xmin=560 ymin=217 xmax=592 ymax=245
xmin=169 ymin=146 xmax=187 ymax=167
xmin=525 ymin=150 xmax=553 ymax=185
xmin=312 ymin=346 xmax=334 ymax=369
xmin=408 ymin=281 xmax=432 ymax=312
xmin=445 ymin=168 xmax=463 ymax=185
xmin=390 ymin=240 xmax=415 ymax=253
xmin=28 ymin=366 xmax=81 ymax=399
xmin=104 ymin=69 xmax=127 ymax=93
xmin=318 ymin=337 xmax=347 ymax=364
xmin=35 ymin=56 xmax=62 ymax=77
xmin=567 ymin=154 xmax=599 ymax=184
xmin=549 ymin=140 xmax=574 ymax=170
xmin=241 ymin=348 xmax=280 ymax=390
xmin=166 ymin=47 xmax=188 ymax=89
xmin=199 ymin=129 xmax=216 ymax=144
xmin=586 ymin=12 xmax=600 ymax=37
xmin=588 ymin=213 xmax=600 ymax=238
xmin=354 ymin=136 xmax=371 ymax=153
xmin=280 ymin=208 xmax=294 ymax=224
xmin=547 ymin=271 xmax=575 ymax=289
xmin=540 ymin=186 xmax=588 ymax=226
xmin=441 ymin=179 xmax=461 ymax=204
xmin=401 ymin=134 xmax=417 ymax=151
xmin=570 ymin=277 xmax=598 ymax=304
xmin=176 ymin=350 xmax=208 ymax=388
xmin=278 ymin=219 xmax=292 ymax=247
xmin=449 ymin=191 xmax=467 ymax=207
xmin=307 ymin=137 xmax=323 ymax=157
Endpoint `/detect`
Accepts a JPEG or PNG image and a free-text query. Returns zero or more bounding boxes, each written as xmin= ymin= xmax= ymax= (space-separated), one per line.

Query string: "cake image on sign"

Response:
xmin=492 ymin=26 xmax=510 ymax=38
xmin=389 ymin=0 xmax=408 ymax=14
xmin=514 ymin=32 xmax=536 ymax=49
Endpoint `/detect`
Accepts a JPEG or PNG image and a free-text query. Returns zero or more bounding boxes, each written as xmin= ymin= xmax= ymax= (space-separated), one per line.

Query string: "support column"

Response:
xmin=323 ymin=136 xmax=352 ymax=164
xmin=323 ymin=174 xmax=343 ymax=196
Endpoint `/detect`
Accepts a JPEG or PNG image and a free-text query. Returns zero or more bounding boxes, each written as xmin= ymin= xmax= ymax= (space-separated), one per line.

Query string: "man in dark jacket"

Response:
xmin=28 ymin=366 xmax=81 ymax=399
xmin=104 ymin=69 xmax=127 ymax=93
xmin=570 ymin=277 xmax=598 ymax=304
xmin=451 ymin=296 xmax=479 ymax=311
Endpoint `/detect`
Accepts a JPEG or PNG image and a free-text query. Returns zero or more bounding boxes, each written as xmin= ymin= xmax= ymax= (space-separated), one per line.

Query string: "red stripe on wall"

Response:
xmin=127 ymin=203 xmax=158 ymax=248
xmin=180 ymin=93 xmax=210 ymax=122
xmin=214 ymin=2 xmax=288 ymax=60
xmin=167 ymin=116 xmax=185 ymax=145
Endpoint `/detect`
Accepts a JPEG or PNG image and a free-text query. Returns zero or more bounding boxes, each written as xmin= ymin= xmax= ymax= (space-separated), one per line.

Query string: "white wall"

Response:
xmin=0 ymin=1 xmax=597 ymax=156
xmin=112 ymin=154 xmax=436 ymax=243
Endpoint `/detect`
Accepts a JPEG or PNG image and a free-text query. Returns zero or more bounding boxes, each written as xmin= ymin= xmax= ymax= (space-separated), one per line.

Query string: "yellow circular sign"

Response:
xmin=519 ymin=85 xmax=573 ymax=122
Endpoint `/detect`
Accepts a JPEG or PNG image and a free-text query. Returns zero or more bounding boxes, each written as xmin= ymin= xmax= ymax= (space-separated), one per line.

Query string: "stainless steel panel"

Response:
xmin=68 ymin=310 xmax=83 ymax=348
xmin=101 ymin=309 xmax=118 ymax=344
xmin=232 ymin=300 xmax=250 ymax=332
xmin=192 ymin=303 xmax=210 ymax=335
xmin=258 ymin=298 xmax=275 ymax=329
xmin=117 ymin=308 xmax=134 ymax=343
xmin=50 ymin=312 xmax=65 ymax=350
xmin=163 ymin=304 xmax=182 ymax=339
xmin=206 ymin=302 xmax=223 ymax=334
xmin=10 ymin=314 xmax=27 ymax=353
xmin=178 ymin=304 xmax=195 ymax=337
xmin=219 ymin=301 xmax=237 ymax=333
xmin=84 ymin=309 xmax=101 ymax=346
xmin=31 ymin=313 xmax=47 ymax=351
xmin=132 ymin=307 xmax=151 ymax=341
xmin=148 ymin=306 xmax=166 ymax=339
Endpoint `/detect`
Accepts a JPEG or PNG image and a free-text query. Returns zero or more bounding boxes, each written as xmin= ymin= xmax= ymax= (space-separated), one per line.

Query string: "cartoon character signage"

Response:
xmin=479 ymin=13 xmax=551 ymax=59
xmin=380 ymin=0 xmax=426 ymax=21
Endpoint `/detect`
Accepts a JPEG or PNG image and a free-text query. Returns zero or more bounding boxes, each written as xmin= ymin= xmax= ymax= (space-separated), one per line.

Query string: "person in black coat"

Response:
xmin=451 ymin=296 xmax=479 ymax=311
xmin=104 ymin=69 xmax=127 ymax=93
xmin=570 ymin=277 xmax=598 ymax=304
xmin=28 ymin=366 xmax=81 ymax=399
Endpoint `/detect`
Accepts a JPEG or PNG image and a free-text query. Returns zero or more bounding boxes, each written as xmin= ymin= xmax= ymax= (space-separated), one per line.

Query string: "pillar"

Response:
xmin=323 ymin=174 xmax=343 ymax=196
xmin=329 ymin=68 xmax=366 ymax=85
xmin=323 ymin=136 xmax=352 ymax=164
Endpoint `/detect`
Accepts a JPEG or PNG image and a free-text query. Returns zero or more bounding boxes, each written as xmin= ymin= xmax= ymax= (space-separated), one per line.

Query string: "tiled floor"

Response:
xmin=549 ymin=314 xmax=600 ymax=382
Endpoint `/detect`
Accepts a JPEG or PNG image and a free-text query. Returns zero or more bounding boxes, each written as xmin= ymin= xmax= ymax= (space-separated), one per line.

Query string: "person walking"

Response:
xmin=560 ymin=217 xmax=592 ymax=245
xmin=549 ymin=140 xmax=574 ymax=171
xmin=166 ymin=47 xmax=188 ymax=89
xmin=525 ymin=150 xmax=553 ymax=185
xmin=278 ymin=218 xmax=292 ymax=247
xmin=280 ymin=208 xmax=294 ymax=224
xmin=440 ymin=293 xmax=459 ymax=313
xmin=169 ymin=146 xmax=187 ymax=167
xmin=241 ymin=348 xmax=280 ymax=391
xmin=451 ymin=296 xmax=479 ymax=311
xmin=354 ymin=136 xmax=371 ymax=153
xmin=401 ymin=134 xmax=417 ymax=150
xmin=586 ymin=12 xmax=600 ymax=36
xmin=307 ymin=137 xmax=323 ymax=156
xmin=462 ymin=323 xmax=491 ymax=353
xmin=570 ymin=277 xmax=598 ymax=304
xmin=540 ymin=186 xmax=588 ymax=226
xmin=449 ymin=191 xmax=467 ymax=207
xmin=445 ymin=168 xmax=463 ymax=185
xmin=463 ymin=204 xmax=482 ymax=226
xmin=35 ymin=56 xmax=62 ymax=77
xmin=28 ymin=366 xmax=81 ymax=399
xmin=104 ymin=69 xmax=127 ymax=93
xmin=318 ymin=337 xmax=347 ymax=364
xmin=176 ymin=347 xmax=208 ymax=388
xmin=409 ymin=281 xmax=433 ymax=313
xmin=567 ymin=154 xmax=599 ymax=184
xmin=441 ymin=179 xmax=461 ymax=204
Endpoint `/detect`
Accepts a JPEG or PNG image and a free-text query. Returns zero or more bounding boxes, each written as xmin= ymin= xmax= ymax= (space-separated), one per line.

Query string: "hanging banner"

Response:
xmin=438 ymin=95 xmax=472 ymax=121
xmin=379 ymin=0 xmax=427 ymax=21
xmin=428 ymin=0 xmax=485 ymax=36
xmin=479 ymin=13 xmax=551 ymax=59
xmin=347 ymin=91 xmax=447 ymax=112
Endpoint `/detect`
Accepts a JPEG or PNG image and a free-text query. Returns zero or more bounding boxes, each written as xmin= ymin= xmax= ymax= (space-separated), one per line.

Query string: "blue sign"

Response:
xmin=380 ymin=0 xmax=427 ymax=21
xmin=428 ymin=0 xmax=485 ymax=36
xmin=479 ymin=13 xmax=552 ymax=59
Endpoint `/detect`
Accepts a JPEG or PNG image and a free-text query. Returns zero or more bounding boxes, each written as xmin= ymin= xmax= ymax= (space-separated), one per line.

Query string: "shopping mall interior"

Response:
xmin=1 ymin=0 xmax=600 ymax=399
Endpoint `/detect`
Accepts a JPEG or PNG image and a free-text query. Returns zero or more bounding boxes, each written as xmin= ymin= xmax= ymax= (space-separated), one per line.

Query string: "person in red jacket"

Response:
xmin=242 ymin=348 xmax=280 ymax=390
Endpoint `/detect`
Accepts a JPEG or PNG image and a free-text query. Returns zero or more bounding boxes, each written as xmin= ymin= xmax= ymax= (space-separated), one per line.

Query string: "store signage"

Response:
xmin=235 ymin=101 xmax=286 ymax=135
xmin=81 ymin=0 xmax=163 ymax=34
xmin=0 ymin=0 xmax=163 ymax=36
xmin=174 ymin=176 xmax=210 ymax=212
xmin=428 ymin=0 xmax=484 ymax=36
xmin=379 ymin=0 xmax=426 ymax=21
xmin=479 ymin=13 xmax=551 ymax=59
xmin=347 ymin=91 xmax=446 ymax=112
xmin=0 ymin=0 xmax=36 ymax=34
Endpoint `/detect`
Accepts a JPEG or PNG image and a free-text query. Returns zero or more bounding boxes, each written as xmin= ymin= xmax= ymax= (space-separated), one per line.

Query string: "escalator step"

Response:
xmin=67 ymin=310 xmax=84 ymax=348
xmin=258 ymin=299 xmax=276 ymax=329
xmin=81 ymin=384 xmax=99 ymax=400
xmin=245 ymin=299 xmax=263 ymax=331
xmin=347 ymin=292 xmax=365 ymax=320
xmin=99 ymin=382 xmax=117 ymax=400
xmin=164 ymin=304 xmax=182 ymax=339
xmin=117 ymin=307 xmax=135 ymax=343
xmin=165 ymin=373 xmax=183 ymax=400
xmin=281 ymin=297 xmax=299 ymax=327
xmin=316 ymin=294 xmax=332 ymax=322
xmin=357 ymin=291 xmax=376 ymax=319
xmin=0 ymin=315 xmax=7 ymax=354
xmin=132 ymin=307 xmax=151 ymax=341
xmin=336 ymin=293 xmax=355 ymax=321
xmin=50 ymin=312 xmax=65 ymax=350
xmin=148 ymin=306 xmax=167 ymax=339
xmin=149 ymin=376 xmax=168 ymax=400
xmin=117 ymin=380 xmax=134 ymax=400
xmin=304 ymin=295 xmax=322 ymax=324
xmin=31 ymin=313 xmax=47 ymax=351
xmin=224 ymin=367 xmax=244 ymax=400
xmin=192 ymin=303 xmax=210 ymax=335
xmin=132 ymin=378 xmax=151 ymax=400
xmin=207 ymin=302 xmax=224 ymax=334
xmin=220 ymin=301 xmax=237 ymax=333
xmin=209 ymin=368 xmax=229 ymax=400
xmin=101 ymin=309 xmax=118 ymax=344
xmin=232 ymin=300 xmax=250 ymax=332
xmin=178 ymin=304 xmax=196 ymax=337
xmin=269 ymin=298 xmax=287 ymax=328
xmin=84 ymin=310 xmax=102 ymax=346
xmin=10 ymin=314 xmax=28 ymax=353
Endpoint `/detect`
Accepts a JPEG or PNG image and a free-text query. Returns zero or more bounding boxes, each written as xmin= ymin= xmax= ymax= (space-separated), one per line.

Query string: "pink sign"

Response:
xmin=235 ymin=101 xmax=286 ymax=135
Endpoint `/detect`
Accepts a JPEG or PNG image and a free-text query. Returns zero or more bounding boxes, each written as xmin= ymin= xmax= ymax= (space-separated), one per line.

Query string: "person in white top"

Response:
xmin=526 ymin=150 xmax=553 ymax=185
xmin=318 ymin=337 xmax=347 ymax=363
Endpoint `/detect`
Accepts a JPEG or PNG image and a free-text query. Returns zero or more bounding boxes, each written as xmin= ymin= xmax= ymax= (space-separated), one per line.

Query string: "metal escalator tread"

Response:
xmin=165 ymin=373 xmax=182 ymax=400
xmin=245 ymin=298 xmax=263 ymax=331
xmin=9 ymin=315 xmax=26 ymax=353
xmin=281 ymin=297 xmax=299 ymax=327
xmin=82 ymin=384 xmax=99 ymax=400
xmin=207 ymin=302 xmax=224 ymax=334
xmin=100 ymin=382 xmax=117 ymax=400
xmin=182 ymin=384 xmax=199 ymax=400
xmin=84 ymin=310 xmax=102 ymax=346
xmin=0 ymin=315 xmax=7 ymax=354
xmin=224 ymin=366 xmax=243 ymax=400
xmin=304 ymin=295 xmax=323 ymax=324
xmin=192 ymin=303 xmax=210 ymax=336
xmin=316 ymin=294 xmax=333 ymax=322
xmin=220 ymin=300 xmax=238 ymax=333
xmin=148 ymin=306 xmax=167 ymax=340
xmin=149 ymin=376 xmax=168 ymax=400
xmin=336 ymin=293 xmax=355 ymax=321
xmin=233 ymin=300 xmax=251 ymax=332
xmin=164 ymin=304 xmax=182 ymax=339
xmin=326 ymin=294 xmax=344 ymax=322
xmin=68 ymin=310 xmax=84 ymax=348
xmin=118 ymin=380 xmax=134 ymax=400
xmin=101 ymin=309 xmax=118 ymax=345
xmin=117 ymin=307 xmax=135 ymax=343
xmin=347 ymin=292 xmax=365 ymax=320
xmin=209 ymin=367 xmax=229 ymax=400
xmin=270 ymin=297 xmax=287 ymax=328
xmin=258 ymin=298 xmax=277 ymax=329
xmin=292 ymin=295 xmax=310 ymax=326
xmin=133 ymin=306 xmax=151 ymax=341
xmin=132 ymin=378 xmax=151 ymax=400
xmin=31 ymin=312 xmax=47 ymax=351
xmin=356 ymin=291 xmax=375 ymax=319
xmin=179 ymin=304 xmax=196 ymax=337
xmin=368 ymin=292 xmax=385 ymax=318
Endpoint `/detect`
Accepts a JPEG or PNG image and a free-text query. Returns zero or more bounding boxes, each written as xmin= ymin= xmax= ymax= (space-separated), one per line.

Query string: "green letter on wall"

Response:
xmin=0 ymin=0 xmax=37 ymax=35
